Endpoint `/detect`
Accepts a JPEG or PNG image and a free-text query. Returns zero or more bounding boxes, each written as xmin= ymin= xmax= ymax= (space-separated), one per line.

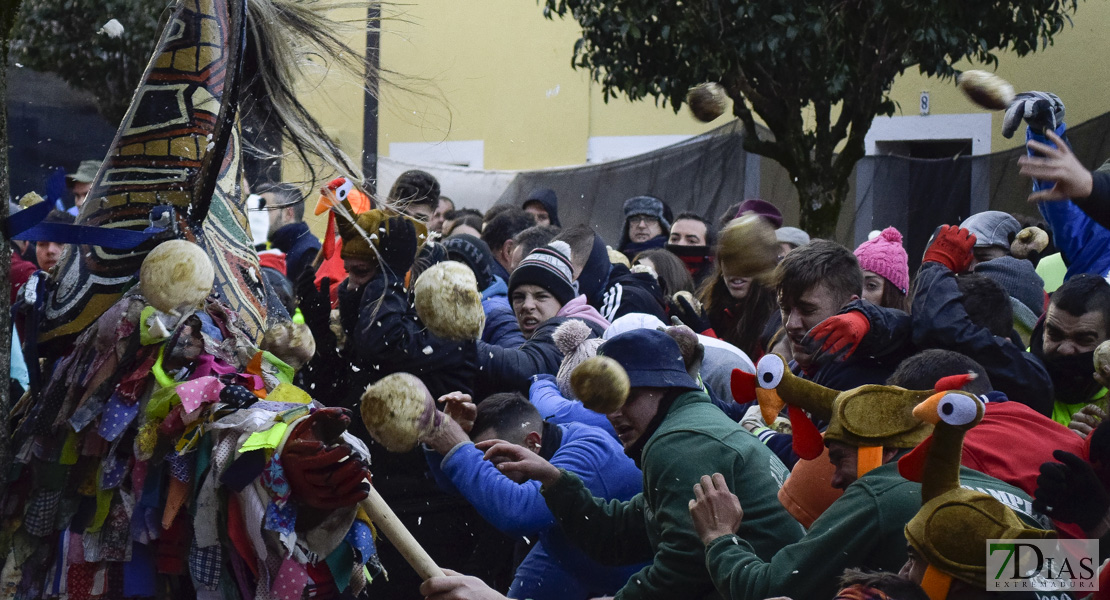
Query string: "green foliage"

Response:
xmin=543 ymin=0 xmax=1080 ymax=236
xmin=11 ymin=0 xmax=166 ymax=124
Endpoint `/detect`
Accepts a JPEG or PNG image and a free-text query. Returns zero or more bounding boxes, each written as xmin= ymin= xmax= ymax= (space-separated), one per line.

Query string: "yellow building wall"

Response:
xmin=880 ymin=0 xmax=1110 ymax=154
xmin=375 ymin=0 xmax=721 ymax=170
xmin=293 ymin=0 xmax=1110 ymax=184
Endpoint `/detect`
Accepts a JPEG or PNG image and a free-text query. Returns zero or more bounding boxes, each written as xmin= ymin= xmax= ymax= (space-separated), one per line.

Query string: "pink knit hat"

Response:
xmin=854 ymin=227 xmax=909 ymax=294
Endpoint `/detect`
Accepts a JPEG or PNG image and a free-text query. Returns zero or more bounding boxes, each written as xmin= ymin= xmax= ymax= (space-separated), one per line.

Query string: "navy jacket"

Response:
xmin=269 ymin=221 xmax=320 ymax=281
xmin=476 ymin=317 xmax=605 ymax=397
xmin=911 ymin=262 xmax=1053 ymax=415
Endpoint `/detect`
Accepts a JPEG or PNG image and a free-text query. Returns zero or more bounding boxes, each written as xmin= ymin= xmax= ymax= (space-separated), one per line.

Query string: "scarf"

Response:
xmin=666 ymin=243 xmax=714 ymax=279
xmin=557 ymin=295 xmax=610 ymax=331
xmin=619 ymin=235 xmax=667 ymax=260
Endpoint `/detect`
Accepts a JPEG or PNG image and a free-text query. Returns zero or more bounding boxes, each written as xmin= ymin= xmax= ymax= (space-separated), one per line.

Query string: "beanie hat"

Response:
xmin=854 ymin=227 xmax=909 ymax=294
xmin=973 ymin=256 xmax=1046 ymax=330
xmin=775 ymin=226 xmax=810 ymax=248
xmin=598 ymin=329 xmax=699 ymax=390
xmin=736 ymin=199 xmax=783 ymax=229
xmin=337 ymin=208 xmax=428 ymax=265
xmin=442 ymin=234 xmax=495 ymax=291
xmin=960 ymin=211 xmax=1021 ymax=249
xmin=622 ymin=196 xmax=671 ymax=230
xmin=389 ymin=169 xmax=440 ymax=208
xmin=554 ymin=320 xmax=604 ymax=399
xmin=508 ymin=241 xmax=577 ymax=306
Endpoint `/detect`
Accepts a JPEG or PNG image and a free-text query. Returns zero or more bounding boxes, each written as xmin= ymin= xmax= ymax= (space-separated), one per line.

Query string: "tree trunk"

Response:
xmin=0 ymin=0 xmax=23 ymax=487
xmin=793 ymin=173 xmax=848 ymax=241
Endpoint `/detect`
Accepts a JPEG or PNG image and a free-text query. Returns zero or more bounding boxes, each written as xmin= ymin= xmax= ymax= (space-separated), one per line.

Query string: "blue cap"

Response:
xmin=598 ymin=329 xmax=699 ymax=390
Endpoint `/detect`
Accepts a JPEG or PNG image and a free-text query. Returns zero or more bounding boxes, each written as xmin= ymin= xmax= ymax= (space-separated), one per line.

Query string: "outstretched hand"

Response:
xmin=688 ymin=473 xmax=744 ymax=545
xmin=1020 ymin=130 xmax=1094 ymax=203
xmin=419 ymin=569 xmax=508 ymax=600
xmin=475 ymin=439 xmax=562 ymax=487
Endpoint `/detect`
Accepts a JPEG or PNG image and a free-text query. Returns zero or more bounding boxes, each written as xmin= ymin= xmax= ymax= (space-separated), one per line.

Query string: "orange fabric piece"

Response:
xmin=919 ymin=564 xmax=952 ymax=600
xmin=161 ymin=477 xmax=190 ymax=530
xmin=778 ymin=443 xmax=845 ymax=529
xmin=856 ymin=446 xmax=884 ymax=480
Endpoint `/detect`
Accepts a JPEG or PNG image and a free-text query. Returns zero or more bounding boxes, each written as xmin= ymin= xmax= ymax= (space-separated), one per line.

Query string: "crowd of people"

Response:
xmin=11 ymin=95 xmax=1110 ymax=600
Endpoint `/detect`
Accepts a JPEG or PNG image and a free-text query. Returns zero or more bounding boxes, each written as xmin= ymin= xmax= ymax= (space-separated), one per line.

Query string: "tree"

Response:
xmin=542 ymin=0 xmax=1080 ymax=237
xmin=1 ymin=0 xmax=23 ymax=486
xmin=11 ymin=0 xmax=163 ymax=124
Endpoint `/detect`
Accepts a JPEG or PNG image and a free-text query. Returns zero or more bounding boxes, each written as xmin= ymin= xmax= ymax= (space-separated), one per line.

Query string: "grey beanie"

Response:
xmin=776 ymin=226 xmax=810 ymax=248
xmin=623 ymin=196 xmax=671 ymax=230
xmin=960 ymin=211 xmax=1021 ymax=249
xmin=975 ymin=256 xmax=1046 ymax=329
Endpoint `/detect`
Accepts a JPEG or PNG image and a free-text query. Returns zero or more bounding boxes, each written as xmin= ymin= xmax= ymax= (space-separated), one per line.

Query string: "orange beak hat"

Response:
xmin=899 ymin=375 xmax=1055 ymax=600
xmin=732 ymin=354 xmax=935 ymax=478
xmin=315 ymin=176 xmax=373 ymax=259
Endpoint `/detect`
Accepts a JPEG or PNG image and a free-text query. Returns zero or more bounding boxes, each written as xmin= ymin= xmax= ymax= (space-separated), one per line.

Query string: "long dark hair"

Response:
xmin=634 ymin=249 xmax=695 ymax=296
xmin=697 ymin=260 xmax=777 ymax=359
xmin=878 ymin=280 xmax=910 ymax=312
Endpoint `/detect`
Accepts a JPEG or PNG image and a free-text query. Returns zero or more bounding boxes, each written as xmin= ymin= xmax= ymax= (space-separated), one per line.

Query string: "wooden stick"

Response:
xmin=359 ymin=485 xmax=445 ymax=580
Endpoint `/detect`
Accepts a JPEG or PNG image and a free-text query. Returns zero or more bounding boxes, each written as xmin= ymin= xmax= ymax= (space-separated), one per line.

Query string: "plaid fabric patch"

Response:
xmin=189 ymin=541 xmax=223 ymax=591
xmin=24 ymin=489 xmax=62 ymax=536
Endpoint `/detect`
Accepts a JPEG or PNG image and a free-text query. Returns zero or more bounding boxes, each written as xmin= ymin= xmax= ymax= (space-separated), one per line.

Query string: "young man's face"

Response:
xmin=607 ymin=387 xmax=665 ymax=449
xmin=511 ymin=284 xmax=562 ymax=338
xmin=71 ymin=181 xmax=93 ymax=208
xmin=428 ymin=198 xmax=452 ymax=233
xmin=343 ymin=257 xmax=377 ymax=289
xmin=780 ymin=282 xmax=857 ymax=368
xmin=523 ymin=202 xmax=551 ymax=227
xmin=668 ymin=219 xmax=707 ymax=246
xmin=402 ymin=202 xmax=436 ymax=223
xmin=1042 ymin=304 xmax=1107 ymax=358
xmin=36 ymin=241 xmax=64 ymax=271
xmin=628 ymin=215 xmax=663 ymax=243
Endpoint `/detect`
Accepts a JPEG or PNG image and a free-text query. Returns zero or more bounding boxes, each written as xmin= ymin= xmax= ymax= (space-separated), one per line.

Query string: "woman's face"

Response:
xmin=720 ymin=264 xmax=752 ymax=300
xmin=862 ymin=271 xmax=887 ymax=305
xmin=511 ymin=284 xmax=563 ymax=338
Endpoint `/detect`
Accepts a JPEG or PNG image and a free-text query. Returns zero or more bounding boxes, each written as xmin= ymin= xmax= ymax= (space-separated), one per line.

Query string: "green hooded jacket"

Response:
xmin=703 ymin=462 xmax=1055 ymax=600
xmin=541 ymin=391 xmax=804 ymax=600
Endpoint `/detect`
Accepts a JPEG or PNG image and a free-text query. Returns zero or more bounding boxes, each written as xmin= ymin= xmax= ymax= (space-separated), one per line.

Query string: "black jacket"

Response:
xmin=476 ymin=316 xmax=605 ymax=397
xmin=597 ymin=264 xmax=669 ymax=324
xmin=910 ymin=262 xmax=1053 ymax=415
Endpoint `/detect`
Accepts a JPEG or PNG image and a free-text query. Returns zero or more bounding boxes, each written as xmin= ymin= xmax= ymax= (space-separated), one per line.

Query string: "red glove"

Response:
xmin=803 ymin=311 xmax=870 ymax=362
xmin=282 ymin=408 xmax=371 ymax=511
xmin=923 ymin=225 xmax=977 ymax=273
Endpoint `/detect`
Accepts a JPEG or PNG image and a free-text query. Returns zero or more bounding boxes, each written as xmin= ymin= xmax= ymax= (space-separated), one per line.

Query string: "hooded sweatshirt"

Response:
xmin=523 ymin=188 xmax=561 ymax=227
